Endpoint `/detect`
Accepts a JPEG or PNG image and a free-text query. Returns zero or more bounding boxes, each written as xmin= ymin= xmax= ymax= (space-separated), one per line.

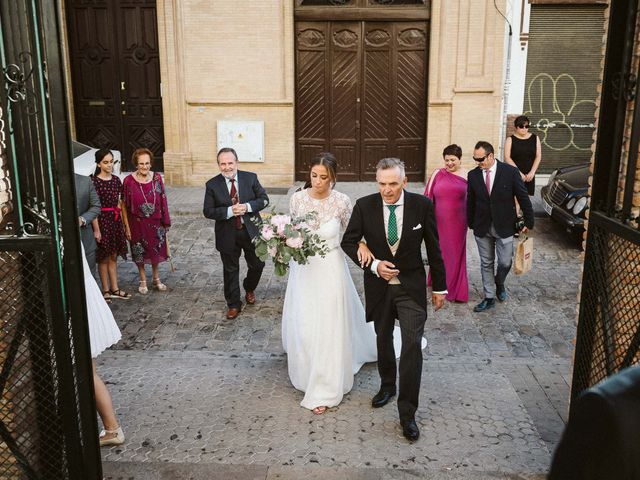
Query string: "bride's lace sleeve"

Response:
xmin=289 ymin=191 xmax=302 ymax=217
xmin=336 ymin=192 xmax=353 ymax=231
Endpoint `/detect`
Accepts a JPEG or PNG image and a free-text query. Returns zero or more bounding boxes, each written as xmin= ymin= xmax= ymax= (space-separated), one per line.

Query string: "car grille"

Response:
xmin=548 ymin=182 xmax=569 ymax=205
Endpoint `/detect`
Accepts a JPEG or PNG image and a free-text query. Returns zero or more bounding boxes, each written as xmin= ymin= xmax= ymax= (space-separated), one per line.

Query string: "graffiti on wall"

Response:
xmin=524 ymin=73 xmax=596 ymax=152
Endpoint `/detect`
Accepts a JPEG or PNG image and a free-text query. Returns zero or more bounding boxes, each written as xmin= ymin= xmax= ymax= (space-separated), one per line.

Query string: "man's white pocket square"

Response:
xmin=412 ymin=224 xmax=422 ymax=230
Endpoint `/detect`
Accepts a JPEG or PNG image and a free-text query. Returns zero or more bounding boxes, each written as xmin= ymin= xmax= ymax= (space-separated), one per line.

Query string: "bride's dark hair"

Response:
xmin=303 ymin=152 xmax=337 ymax=189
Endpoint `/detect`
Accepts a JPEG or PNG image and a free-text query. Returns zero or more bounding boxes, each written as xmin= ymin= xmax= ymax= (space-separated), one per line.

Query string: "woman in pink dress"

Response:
xmin=424 ymin=144 xmax=469 ymax=302
xmin=122 ymin=148 xmax=171 ymax=294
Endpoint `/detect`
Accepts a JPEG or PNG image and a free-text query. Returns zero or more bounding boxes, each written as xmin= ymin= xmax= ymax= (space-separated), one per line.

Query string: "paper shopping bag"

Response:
xmin=514 ymin=235 xmax=533 ymax=275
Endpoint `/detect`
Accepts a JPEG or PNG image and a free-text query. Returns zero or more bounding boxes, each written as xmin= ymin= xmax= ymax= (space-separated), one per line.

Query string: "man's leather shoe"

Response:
xmin=401 ymin=419 xmax=420 ymax=442
xmin=226 ymin=307 xmax=241 ymax=319
xmin=473 ymin=298 xmax=496 ymax=312
xmin=371 ymin=390 xmax=395 ymax=408
xmin=496 ymin=285 xmax=507 ymax=302
xmin=245 ymin=291 xmax=256 ymax=305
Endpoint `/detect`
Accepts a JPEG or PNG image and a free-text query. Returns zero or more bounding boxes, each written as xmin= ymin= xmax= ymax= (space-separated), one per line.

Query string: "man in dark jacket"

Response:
xmin=342 ymin=157 xmax=446 ymax=442
xmin=203 ymin=148 xmax=269 ymax=320
xmin=467 ymin=140 xmax=533 ymax=312
xmin=74 ymin=173 xmax=101 ymax=272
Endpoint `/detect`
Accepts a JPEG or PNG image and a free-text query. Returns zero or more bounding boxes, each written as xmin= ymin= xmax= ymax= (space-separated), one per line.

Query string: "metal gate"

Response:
xmin=0 ymin=1 xmax=101 ymax=478
xmin=571 ymin=0 xmax=640 ymax=401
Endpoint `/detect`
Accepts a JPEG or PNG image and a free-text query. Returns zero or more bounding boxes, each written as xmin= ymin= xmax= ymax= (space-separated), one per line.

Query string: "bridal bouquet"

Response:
xmin=252 ymin=210 xmax=328 ymax=276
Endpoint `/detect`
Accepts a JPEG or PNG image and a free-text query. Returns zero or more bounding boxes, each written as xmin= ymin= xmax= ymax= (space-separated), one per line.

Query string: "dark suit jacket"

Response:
xmin=74 ymin=174 xmax=101 ymax=269
xmin=548 ymin=365 xmax=640 ymax=480
xmin=341 ymin=191 xmax=446 ymax=323
xmin=203 ymin=170 xmax=269 ymax=254
xmin=467 ymin=161 xmax=534 ymax=238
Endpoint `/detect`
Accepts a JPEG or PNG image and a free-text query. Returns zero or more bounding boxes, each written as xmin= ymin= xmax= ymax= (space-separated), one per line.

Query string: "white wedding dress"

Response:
xmin=282 ymin=189 xmax=379 ymax=410
xmin=80 ymin=244 xmax=122 ymax=358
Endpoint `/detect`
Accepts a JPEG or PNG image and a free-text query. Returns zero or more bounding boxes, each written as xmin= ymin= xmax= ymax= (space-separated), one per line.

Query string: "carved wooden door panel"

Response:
xmin=117 ymin=1 xmax=164 ymax=170
xmin=362 ymin=22 xmax=428 ymax=181
xmin=295 ymin=22 xmax=361 ymax=181
xmin=66 ymin=0 xmax=164 ymax=171
xmin=66 ymin=1 xmax=123 ymax=161
xmin=295 ymin=21 xmax=427 ymax=181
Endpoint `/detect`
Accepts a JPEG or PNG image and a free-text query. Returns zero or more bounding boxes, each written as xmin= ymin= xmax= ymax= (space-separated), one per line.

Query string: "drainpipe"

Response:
xmin=495 ymin=1 xmax=513 ymax=161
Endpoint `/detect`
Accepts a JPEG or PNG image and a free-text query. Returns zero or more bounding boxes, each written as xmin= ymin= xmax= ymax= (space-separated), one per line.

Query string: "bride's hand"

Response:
xmin=357 ymin=241 xmax=374 ymax=268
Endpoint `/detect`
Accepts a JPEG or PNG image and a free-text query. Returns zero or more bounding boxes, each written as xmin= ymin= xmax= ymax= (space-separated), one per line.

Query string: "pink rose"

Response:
xmin=268 ymin=245 xmax=277 ymax=257
xmin=285 ymin=236 xmax=304 ymax=249
xmin=261 ymin=225 xmax=275 ymax=240
xmin=270 ymin=215 xmax=291 ymax=236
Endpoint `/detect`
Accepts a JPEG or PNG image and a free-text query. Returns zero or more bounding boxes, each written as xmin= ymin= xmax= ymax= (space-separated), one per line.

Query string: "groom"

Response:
xmin=342 ymin=158 xmax=447 ymax=441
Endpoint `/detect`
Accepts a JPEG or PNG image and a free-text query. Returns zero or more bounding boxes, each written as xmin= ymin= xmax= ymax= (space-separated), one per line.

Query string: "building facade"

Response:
xmin=60 ymin=0 xmax=509 ymax=187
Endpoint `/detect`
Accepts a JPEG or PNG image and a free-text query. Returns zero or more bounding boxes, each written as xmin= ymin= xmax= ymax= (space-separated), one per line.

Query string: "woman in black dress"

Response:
xmin=504 ymin=115 xmax=542 ymax=196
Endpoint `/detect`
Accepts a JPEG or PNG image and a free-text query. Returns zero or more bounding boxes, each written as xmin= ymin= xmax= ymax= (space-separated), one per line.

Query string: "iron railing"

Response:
xmin=0 ymin=1 xmax=101 ymax=478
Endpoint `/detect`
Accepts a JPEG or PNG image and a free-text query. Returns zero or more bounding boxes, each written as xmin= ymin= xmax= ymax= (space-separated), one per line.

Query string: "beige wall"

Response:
xmin=426 ymin=0 xmax=507 ymax=178
xmin=158 ymin=0 xmax=295 ymax=187
xmin=58 ymin=0 xmax=508 ymax=187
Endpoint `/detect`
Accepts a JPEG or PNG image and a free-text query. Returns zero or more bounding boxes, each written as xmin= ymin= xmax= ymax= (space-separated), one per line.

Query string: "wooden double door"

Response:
xmin=65 ymin=0 xmax=164 ymax=171
xmin=295 ymin=21 xmax=428 ymax=181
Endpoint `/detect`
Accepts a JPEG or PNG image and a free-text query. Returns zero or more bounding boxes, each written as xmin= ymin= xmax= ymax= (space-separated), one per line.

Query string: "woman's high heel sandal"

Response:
xmin=138 ymin=280 xmax=148 ymax=295
xmin=152 ymin=277 xmax=167 ymax=291
xmin=99 ymin=426 xmax=125 ymax=446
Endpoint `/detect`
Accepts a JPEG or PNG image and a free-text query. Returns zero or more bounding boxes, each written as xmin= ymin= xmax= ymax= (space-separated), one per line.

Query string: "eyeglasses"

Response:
xmin=517 ymin=124 xmax=530 ymax=129
xmin=472 ymin=155 xmax=488 ymax=162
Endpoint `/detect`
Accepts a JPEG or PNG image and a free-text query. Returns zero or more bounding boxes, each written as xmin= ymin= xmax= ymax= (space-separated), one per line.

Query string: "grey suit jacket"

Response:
xmin=74 ymin=174 xmax=101 ymax=270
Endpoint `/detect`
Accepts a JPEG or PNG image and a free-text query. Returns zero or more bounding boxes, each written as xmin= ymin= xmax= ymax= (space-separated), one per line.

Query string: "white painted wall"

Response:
xmin=506 ymin=0 xmax=531 ymax=114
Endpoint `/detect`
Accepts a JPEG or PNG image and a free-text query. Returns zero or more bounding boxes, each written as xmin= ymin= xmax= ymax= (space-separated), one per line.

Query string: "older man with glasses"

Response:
xmin=467 ymin=140 xmax=534 ymax=313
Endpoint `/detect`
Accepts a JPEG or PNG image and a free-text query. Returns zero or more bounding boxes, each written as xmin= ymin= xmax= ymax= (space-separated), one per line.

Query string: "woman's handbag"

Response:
xmin=514 ymin=234 xmax=533 ymax=275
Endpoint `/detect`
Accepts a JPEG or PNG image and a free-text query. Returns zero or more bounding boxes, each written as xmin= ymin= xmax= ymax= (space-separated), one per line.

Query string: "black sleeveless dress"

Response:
xmin=510 ymin=134 xmax=537 ymax=195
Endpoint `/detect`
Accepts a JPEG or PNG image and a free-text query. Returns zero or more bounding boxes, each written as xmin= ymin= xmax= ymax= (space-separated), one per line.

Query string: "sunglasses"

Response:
xmin=517 ymin=124 xmax=530 ymax=129
xmin=472 ymin=155 xmax=488 ymax=162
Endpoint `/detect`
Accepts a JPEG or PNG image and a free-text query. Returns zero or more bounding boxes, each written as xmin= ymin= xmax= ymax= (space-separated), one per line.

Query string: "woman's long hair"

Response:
xmin=303 ymin=152 xmax=338 ymax=189
xmin=93 ymin=148 xmax=113 ymax=177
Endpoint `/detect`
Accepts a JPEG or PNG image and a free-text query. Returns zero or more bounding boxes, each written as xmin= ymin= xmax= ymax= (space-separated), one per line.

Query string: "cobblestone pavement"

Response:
xmin=100 ymin=183 xmax=582 ymax=479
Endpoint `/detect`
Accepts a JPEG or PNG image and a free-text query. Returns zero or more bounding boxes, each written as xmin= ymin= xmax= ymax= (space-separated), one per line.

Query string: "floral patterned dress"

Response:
xmin=92 ymin=175 xmax=128 ymax=263
xmin=122 ymin=173 xmax=171 ymax=265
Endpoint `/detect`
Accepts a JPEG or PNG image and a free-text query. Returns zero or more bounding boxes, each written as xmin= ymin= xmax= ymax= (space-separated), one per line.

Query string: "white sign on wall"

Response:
xmin=216 ymin=120 xmax=264 ymax=163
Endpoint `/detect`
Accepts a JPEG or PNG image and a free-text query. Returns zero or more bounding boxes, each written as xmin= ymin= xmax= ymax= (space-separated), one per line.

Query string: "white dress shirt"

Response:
xmin=224 ymin=174 xmax=253 ymax=220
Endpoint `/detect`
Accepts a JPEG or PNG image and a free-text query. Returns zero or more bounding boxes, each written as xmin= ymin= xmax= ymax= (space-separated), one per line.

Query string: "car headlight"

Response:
xmin=566 ymin=198 xmax=576 ymax=209
xmin=572 ymin=196 xmax=588 ymax=215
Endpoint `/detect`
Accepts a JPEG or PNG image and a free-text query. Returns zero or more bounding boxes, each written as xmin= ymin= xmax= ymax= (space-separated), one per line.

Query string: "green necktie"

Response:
xmin=387 ymin=205 xmax=398 ymax=245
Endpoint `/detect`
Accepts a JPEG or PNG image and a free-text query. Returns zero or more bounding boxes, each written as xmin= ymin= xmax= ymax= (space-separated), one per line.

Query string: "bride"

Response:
xmin=282 ymin=153 xmax=378 ymax=415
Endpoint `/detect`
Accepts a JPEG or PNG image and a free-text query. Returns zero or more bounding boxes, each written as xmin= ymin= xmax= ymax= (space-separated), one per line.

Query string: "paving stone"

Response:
xmin=97 ymin=183 xmax=581 ymax=477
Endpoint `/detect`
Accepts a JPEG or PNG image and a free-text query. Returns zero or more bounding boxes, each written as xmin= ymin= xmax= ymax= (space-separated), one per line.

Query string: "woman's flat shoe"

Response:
xmin=99 ymin=426 xmax=125 ymax=446
xmin=110 ymin=289 xmax=131 ymax=300
xmin=152 ymin=278 xmax=167 ymax=291
xmin=102 ymin=291 xmax=112 ymax=303
xmin=138 ymin=280 xmax=148 ymax=295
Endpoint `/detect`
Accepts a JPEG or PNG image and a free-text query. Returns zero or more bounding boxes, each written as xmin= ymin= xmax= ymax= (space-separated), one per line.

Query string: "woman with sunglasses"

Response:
xmin=504 ymin=115 xmax=542 ymax=196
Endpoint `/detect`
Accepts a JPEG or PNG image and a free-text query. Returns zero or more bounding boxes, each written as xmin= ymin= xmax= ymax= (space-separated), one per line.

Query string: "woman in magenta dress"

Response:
xmin=424 ymin=144 xmax=469 ymax=302
xmin=122 ymin=148 xmax=171 ymax=294
xmin=91 ymin=148 xmax=131 ymax=300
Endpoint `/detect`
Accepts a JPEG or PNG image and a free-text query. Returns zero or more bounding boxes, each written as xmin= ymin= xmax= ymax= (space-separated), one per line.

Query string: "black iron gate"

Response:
xmin=571 ymin=0 xmax=640 ymax=400
xmin=0 ymin=1 xmax=101 ymax=479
